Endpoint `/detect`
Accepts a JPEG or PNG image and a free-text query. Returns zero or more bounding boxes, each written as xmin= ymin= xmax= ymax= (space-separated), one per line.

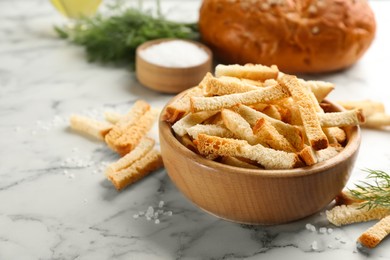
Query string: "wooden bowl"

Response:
xmin=159 ymin=90 xmax=361 ymax=225
xmin=136 ymin=39 xmax=212 ymax=94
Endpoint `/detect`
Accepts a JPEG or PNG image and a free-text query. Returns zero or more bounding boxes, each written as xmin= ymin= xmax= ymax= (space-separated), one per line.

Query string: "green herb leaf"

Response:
xmin=349 ymin=169 xmax=390 ymax=210
xmin=54 ymin=25 xmax=69 ymax=39
xmin=54 ymin=6 xmax=199 ymax=68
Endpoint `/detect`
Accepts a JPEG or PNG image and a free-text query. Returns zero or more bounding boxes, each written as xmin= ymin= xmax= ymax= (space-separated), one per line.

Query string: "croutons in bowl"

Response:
xmin=159 ymin=64 xmax=362 ymax=225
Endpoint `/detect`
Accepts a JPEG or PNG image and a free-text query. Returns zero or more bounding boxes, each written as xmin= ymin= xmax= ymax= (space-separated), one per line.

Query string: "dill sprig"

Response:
xmin=54 ymin=2 xmax=199 ymax=68
xmin=349 ymin=169 xmax=390 ymax=210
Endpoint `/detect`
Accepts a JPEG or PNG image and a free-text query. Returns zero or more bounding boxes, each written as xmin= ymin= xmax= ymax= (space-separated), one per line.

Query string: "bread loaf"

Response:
xmin=199 ymin=0 xmax=376 ymax=73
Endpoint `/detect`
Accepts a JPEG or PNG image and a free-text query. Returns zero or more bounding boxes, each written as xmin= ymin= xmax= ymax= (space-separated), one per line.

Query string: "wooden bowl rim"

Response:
xmin=159 ymin=89 xmax=361 ymax=179
xmin=136 ymin=38 xmax=213 ymax=71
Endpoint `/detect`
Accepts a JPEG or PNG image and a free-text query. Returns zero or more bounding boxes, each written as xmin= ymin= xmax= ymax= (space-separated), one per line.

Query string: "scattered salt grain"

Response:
xmin=311 ymin=241 xmax=319 ymax=251
xmin=327 ymin=228 xmax=333 ymax=234
xmin=164 ymin=211 xmax=173 ymax=216
xmin=158 ymin=200 xmax=165 ymax=208
xmin=305 ymin=223 xmax=316 ymax=232
xmin=139 ymin=40 xmax=209 ymax=68
xmin=319 ymin=227 xmax=327 ymax=234
xmin=146 ymin=206 xmax=154 ymax=218
xmin=133 ymin=201 xmax=172 ymax=224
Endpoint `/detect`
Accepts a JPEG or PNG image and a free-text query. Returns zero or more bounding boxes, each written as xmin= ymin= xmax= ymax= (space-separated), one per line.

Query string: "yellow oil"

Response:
xmin=50 ymin=0 xmax=102 ymax=19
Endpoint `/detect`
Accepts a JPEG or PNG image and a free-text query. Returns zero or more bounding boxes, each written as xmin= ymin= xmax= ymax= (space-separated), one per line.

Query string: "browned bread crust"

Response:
xmin=199 ymin=0 xmax=376 ymax=73
xmin=105 ymin=101 xmax=157 ymax=156
xmin=107 ymin=149 xmax=163 ymax=190
xmin=358 ymin=215 xmax=390 ymax=248
xmin=278 ymin=74 xmax=328 ymax=150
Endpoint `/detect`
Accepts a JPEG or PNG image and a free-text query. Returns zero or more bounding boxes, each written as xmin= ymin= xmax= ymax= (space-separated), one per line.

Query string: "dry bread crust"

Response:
xmin=163 ymin=87 xmax=204 ymax=123
xmin=190 ymin=83 xmax=289 ymax=112
xmin=326 ymin=204 xmax=390 ymax=226
xmin=107 ymin=149 xmax=163 ymax=190
xmin=105 ymin=137 xmax=155 ymax=176
xmin=70 ymin=115 xmax=113 ymax=140
xmin=279 ymin=74 xmax=328 ymax=150
xmin=358 ymin=215 xmax=390 ymax=248
xmin=195 ymin=134 xmax=301 ymax=169
xmin=199 ymin=0 xmax=376 ymax=73
xmin=187 ymin=124 xmax=234 ymax=139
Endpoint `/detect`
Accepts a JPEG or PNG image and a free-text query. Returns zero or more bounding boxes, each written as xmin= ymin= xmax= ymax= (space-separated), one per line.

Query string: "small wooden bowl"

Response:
xmin=136 ymin=39 xmax=212 ymax=94
xmin=159 ymin=90 xmax=361 ymax=225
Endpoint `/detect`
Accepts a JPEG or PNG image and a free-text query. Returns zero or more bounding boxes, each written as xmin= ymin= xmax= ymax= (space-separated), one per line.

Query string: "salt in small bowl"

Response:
xmin=136 ymin=38 xmax=212 ymax=94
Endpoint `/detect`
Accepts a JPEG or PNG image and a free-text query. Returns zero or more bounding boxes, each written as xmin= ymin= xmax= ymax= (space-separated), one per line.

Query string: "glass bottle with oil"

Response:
xmin=50 ymin=0 xmax=102 ymax=19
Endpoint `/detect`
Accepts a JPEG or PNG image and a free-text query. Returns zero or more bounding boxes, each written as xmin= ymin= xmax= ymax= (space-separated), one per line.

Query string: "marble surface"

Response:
xmin=1 ymin=0 xmax=390 ymax=259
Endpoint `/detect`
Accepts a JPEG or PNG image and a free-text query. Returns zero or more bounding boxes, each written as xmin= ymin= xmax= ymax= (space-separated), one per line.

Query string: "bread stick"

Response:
xmin=318 ymin=109 xmax=365 ymax=127
xmin=326 ymin=204 xmax=390 ymax=226
xmin=358 ymin=215 xmax=390 ymax=248
xmin=162 ymin=86 xmax=204 ymax=123
xmin=106 ymin=108 xmax=158 ymax=156
xmin=221 ymin=109 xmax=259 ymax=145
xmin=253 ymin=118 xmax=295 ymax=152
xmin=190 ymin=84 xmax=289 ymax=113
xmin=324 ymin=127 xmax=346 ymax=145
xmin=215 ymin=64 xmax=279 ymax=81
xmin=261 ymin=104 xmax=282 ymax=121
xmin=195 ymin=134 xmax=301 ymax=169
xmin=105 ymin=100 xmax=150 ymax=152
xmin=187 ymin=124 xmax=234 ymax=139
xmin=104 ymin=111 xmax=123 ymax=124
xmin=364 ymin=113 xmax=390 ymax=128
xmin=105 ymin=137 xmax=155 ymax=176
xmin=200 ymin=72 xmax=259 ymax=96
xmin=70 ymin=115 xmax=113 ymax=141
xmin=106 ymin=149 xmax=163 ymax=190
xmin=172 ymin=110 xmax=218 ymax=136
xmin=315 ymin=145 xmax=342 ymax=162
xmin=117 ymin=100 xmax=150 ymax=128
xmin=338 ymin=100 xmax=385 ymax=117
xmin=274 ymin=97 xmax=303 ymax=125
xmin=235 ymin=105 xmax=304 ymax=151
xmin=335 ymin=190 xmax=365 ymax=206
xmin=298 ymin=79 xmax=334 ymax=103
xmin=279 ymin=74 xmax=328 ymax=150
xmin=298 ymin=145 xmax=317 ymax=166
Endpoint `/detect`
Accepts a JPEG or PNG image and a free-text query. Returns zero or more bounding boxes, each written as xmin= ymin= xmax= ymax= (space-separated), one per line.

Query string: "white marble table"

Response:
xmin=1 ymin=0 xmax=389 ymax=259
